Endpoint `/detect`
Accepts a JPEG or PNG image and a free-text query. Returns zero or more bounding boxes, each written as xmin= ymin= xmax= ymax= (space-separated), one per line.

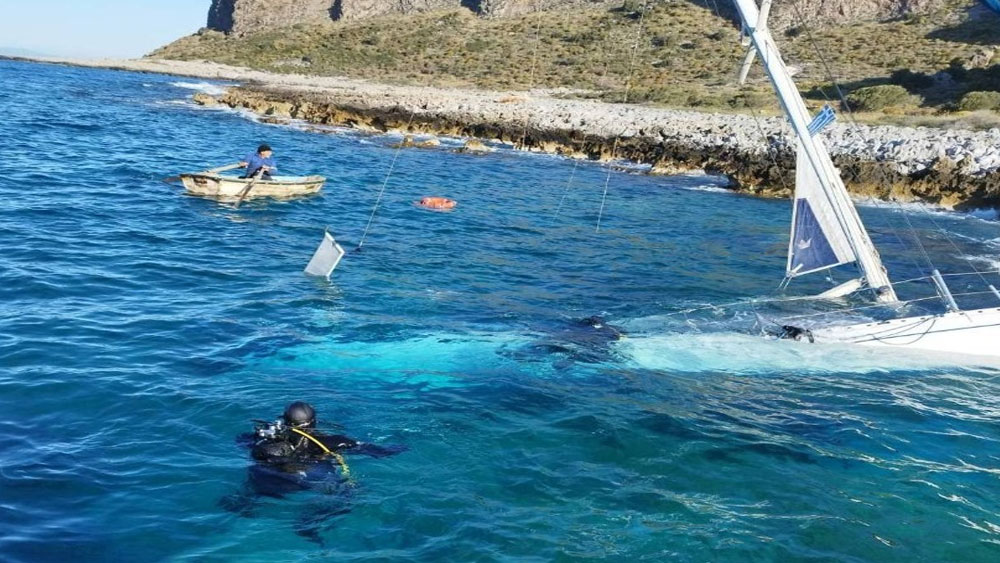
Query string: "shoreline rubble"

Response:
xmin=9 ymin=55 xmax=1000 ymax=208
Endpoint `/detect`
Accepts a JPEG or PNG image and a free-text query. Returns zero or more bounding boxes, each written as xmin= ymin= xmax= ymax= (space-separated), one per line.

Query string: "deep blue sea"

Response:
xmin=2 ymin=58 xmax=1000 ymax=562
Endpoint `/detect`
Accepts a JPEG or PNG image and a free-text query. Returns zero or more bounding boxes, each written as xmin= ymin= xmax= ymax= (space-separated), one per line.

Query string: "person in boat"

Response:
xmin=221 ymin=401 xmax=405 ymax=543
xmin=239 ymin=144 xmax=277 ymax=179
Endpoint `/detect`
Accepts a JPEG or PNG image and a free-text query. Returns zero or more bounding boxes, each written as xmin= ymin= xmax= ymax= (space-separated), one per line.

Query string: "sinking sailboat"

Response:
xmin=732 ymin=0 xmax=1000 ymax=358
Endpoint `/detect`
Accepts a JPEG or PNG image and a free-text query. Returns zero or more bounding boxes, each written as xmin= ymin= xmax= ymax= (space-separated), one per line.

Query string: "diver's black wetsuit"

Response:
xmin=223 ymin=423 xmax=404 ymax=544
xmin=244 ymin=429 xmax=399 ymax=464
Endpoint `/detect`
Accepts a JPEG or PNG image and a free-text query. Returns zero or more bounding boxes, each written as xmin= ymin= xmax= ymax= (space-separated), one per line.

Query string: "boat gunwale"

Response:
xmin=179 ymin=172 xmax=326 ymax=186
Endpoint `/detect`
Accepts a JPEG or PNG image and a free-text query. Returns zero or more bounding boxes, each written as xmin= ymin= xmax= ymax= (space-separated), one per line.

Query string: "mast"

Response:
xmin=731 ymin=0 xmax=898 ymax=303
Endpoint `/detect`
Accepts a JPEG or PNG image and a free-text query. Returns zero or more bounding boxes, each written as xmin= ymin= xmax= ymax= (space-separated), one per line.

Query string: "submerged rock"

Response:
xmin=458 ymin=139 xmax=493 ymax=154
xmin=390 ymin=135 xmax=441 ymax=149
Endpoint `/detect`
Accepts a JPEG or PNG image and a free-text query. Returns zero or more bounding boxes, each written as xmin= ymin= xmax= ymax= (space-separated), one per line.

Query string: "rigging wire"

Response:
xmin=517 ymin=3 xmax=544 ymax=151
xmin=743 ymin=75 xmax=928 ymax=291
xmin=784 ymin=0 xmax=935 ymax=271
xmin=596 ymin=136 xmax=623 ymax=232
xmin=551 ymin=15 xmax=619 ymax=219
xmin=356 ymin=111 xmax=417 ymax=250
xmin=596 ymin=0 xmax=650 ymax=232
xmin=552 ymin=159 xmax=580 ymax=218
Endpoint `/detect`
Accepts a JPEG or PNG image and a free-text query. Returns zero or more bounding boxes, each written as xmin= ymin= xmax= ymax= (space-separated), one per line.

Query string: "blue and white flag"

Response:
xmin=807 ymin=105 xmax=836 ymax=136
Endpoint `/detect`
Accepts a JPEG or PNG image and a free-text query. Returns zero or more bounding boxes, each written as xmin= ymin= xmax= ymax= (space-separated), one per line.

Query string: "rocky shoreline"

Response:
xmin=201 ymin=84 xmax=1000 ymax=209
xmin=10 ymin=56 xmax=1000 ymax=208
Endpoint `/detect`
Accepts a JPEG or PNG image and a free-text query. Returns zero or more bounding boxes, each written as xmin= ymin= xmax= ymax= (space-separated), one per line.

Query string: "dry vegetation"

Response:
xmin=152 ymin=0 xmax=999 ymax=125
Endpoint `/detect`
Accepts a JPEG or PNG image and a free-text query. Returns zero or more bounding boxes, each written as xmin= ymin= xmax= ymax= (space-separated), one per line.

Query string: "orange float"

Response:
xmin=417 ymin=196 xmax=457 ymax=210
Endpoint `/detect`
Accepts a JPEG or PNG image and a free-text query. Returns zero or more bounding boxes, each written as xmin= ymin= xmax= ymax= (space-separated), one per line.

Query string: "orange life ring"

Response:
xmin=417 ymin=197 xmax=457 ymax=210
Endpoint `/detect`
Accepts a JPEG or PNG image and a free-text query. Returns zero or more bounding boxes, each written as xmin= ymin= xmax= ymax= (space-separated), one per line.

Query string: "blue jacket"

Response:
xmin=244 ymin=153 xmax=277 ymax=177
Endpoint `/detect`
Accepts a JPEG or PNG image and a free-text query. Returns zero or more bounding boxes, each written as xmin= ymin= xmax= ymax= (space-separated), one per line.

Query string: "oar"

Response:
xmin=206 ymin=162 xmax=243 ymax=174
xmin=162 ymin=162 xmax=242 ymax=184
xmin=234 ymin=169 xmax=265 ymax=209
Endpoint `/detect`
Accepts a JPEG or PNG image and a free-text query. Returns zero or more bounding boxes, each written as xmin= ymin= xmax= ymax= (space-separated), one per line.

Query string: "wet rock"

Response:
xmin=192 ymin=93 xmax=219 ymax=106
xmin=390 ymin=135 xmax=441 ymax=148
xmin=212 ymin=84 xmax=1000 ymax=209
xmin=458 ymin=139 xmax=493 ymax=153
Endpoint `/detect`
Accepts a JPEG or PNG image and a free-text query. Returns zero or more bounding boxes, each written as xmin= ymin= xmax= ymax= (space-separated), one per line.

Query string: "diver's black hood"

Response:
xmin=283 ymin=401 xmax=316 ymax=428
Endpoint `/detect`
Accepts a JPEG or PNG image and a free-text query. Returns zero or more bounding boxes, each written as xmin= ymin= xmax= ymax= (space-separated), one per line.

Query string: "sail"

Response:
xmin=787 ymin=143 xmax=856 ymax=277
xmin=733 ymin=0 xmax=898 ymax=302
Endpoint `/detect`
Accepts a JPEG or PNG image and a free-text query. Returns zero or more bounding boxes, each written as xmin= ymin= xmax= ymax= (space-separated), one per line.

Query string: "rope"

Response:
xmin=552 ymin=159 xmax=580 ymax=218
xmin=618 ymin=0 xmax=649 ymax=106
xmin=596 ymin=136 xmax=622 ymax=233
xmin=595 ymin=0 xmax=649 ymax=232
xmin=357 ymin=110 xmax=416 ymax=250
xmin=783 ymin=290 xmax=996 ymax=321
xmin=517 ymin=2 xmax=544 ymax=151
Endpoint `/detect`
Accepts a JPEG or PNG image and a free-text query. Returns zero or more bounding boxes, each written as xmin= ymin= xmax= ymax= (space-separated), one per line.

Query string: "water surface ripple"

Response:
xmin=1 ymin=60 xmax=999 ymax=562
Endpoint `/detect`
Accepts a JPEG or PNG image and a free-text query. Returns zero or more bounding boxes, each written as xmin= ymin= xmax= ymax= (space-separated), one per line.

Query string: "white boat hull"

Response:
xmin=179 ymin=173 xmax=325 ymax=200
xmin=811 ymin=307 xmax=1000 ymax=358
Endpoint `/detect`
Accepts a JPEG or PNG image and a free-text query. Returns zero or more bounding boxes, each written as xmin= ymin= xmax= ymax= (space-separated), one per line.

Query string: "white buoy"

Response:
xmin=304 ymin=231 xmax=345 ymax=279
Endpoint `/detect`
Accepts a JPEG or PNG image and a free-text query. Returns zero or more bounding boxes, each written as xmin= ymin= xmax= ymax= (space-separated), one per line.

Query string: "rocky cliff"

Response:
xmin=207 ymin=0 xmax=581 ymax=35
xmin=207 ymin=0 xmax=947 ymax=35
xmin=769 ymin=0 xmax=942 ymax=28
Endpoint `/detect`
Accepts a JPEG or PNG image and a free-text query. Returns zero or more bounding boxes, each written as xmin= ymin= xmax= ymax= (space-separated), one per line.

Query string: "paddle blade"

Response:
xmin=304 ymin=232 xmax=346 ymax=279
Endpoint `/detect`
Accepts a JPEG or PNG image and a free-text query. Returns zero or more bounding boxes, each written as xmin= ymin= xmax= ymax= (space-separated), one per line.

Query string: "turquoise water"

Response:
xmin=2 ymin=58 xmax=1000 ymax=561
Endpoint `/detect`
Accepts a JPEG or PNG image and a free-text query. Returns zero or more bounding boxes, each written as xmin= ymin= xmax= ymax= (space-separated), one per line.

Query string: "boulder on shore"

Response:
xmin=391 ymin=135 xmax=442 ymax=149
xmin=192 ymin=93 xmax=219 ymax=106
xmin=458 ymin=139 xmax=493 ymax=154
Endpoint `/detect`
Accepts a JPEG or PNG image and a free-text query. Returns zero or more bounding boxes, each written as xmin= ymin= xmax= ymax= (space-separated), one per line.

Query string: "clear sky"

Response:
xmin=0 ymin=0 xmax=210 ymax=58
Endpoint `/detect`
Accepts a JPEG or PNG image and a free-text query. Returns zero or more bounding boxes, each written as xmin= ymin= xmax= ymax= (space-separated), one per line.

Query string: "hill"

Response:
xmin=153 ymin=0 xmax=998 ymax=120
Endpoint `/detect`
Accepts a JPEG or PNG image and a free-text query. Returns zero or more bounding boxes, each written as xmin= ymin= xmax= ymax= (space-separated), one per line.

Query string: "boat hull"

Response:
xmin=811 ymin=307 xmax=1000 ymax=358
xmin=179 ymin=173 xmax=325 ymax=200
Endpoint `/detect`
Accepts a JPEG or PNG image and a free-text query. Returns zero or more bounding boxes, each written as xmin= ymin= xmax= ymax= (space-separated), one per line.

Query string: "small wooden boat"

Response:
xmin=177 ymin=164 xmax=325 ymax=201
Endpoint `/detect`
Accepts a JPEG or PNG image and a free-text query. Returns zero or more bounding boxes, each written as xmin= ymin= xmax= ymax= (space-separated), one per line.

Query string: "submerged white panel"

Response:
xmin=816 ymin=278 xmax=863 ymax=299
xmin=304 ymin=232 xmax=345 ymax=279
xmin=787 ymin=143 xmax=857 ymax=277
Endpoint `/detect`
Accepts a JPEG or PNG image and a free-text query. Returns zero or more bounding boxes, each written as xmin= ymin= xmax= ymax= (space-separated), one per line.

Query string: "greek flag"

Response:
xmin=807 ymin=105 xmax=836 ymax=136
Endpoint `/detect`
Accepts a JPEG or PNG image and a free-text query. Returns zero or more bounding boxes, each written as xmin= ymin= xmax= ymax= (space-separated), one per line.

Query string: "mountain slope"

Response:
xmin=153 ymin=0 xmax=998 ymax=115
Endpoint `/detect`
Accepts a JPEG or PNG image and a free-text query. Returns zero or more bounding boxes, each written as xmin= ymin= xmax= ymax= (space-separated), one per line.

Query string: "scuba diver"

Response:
xmin=221 ymin=401 xmax=405 ymax=544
